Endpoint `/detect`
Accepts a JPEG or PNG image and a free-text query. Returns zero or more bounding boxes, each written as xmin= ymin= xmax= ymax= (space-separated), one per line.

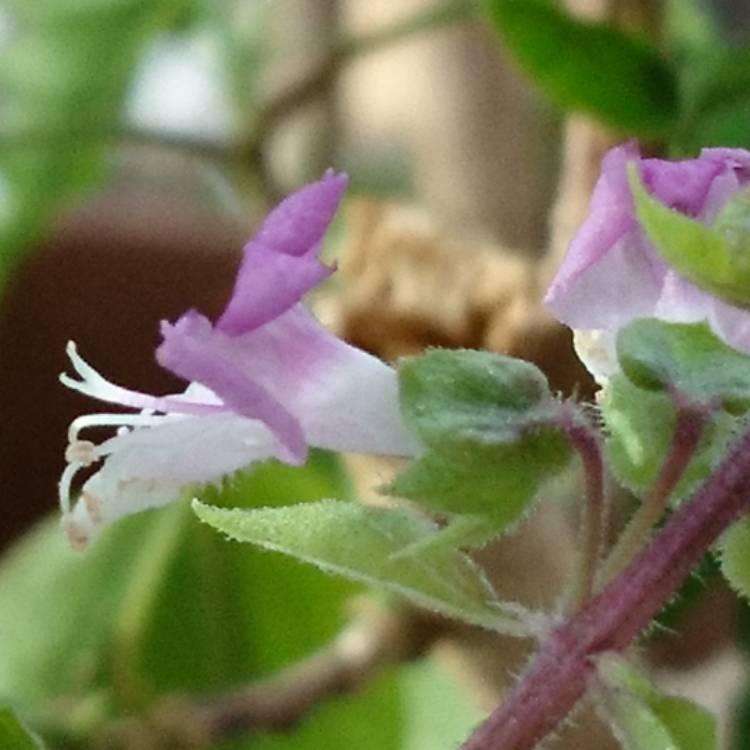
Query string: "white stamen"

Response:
xmin=58 ymin=462 xmax=86 ymax=516
xmin=68 ymin=412 xmax=172 ymax=443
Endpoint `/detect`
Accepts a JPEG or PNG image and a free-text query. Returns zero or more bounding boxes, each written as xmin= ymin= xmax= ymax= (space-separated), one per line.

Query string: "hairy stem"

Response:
xmin=461 ymin=421 xmax=750 ymax=750
xmin=564 ymin=417 xmax=606 ymax=610
xmin=600 ymin=404 xmax=708 ymax=584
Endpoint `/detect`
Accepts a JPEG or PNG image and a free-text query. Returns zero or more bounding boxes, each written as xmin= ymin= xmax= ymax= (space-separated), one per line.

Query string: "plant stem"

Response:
xmin=461 ymin=419 xmax=750 ymax=750
xmin=564 ymin=416 xmax=606 ymax=610
xmin=600 ymin=404 xmax=708 ymax=585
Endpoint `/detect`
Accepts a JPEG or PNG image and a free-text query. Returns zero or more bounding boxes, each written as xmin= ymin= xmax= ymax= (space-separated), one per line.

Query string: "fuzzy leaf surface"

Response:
xmin=391 ymin=349 xmax=571 ymax=541
xmin=616 ymin=318 xmax=750 ymax=413
xmin=193 ymin=499 xmax=523 ymax=634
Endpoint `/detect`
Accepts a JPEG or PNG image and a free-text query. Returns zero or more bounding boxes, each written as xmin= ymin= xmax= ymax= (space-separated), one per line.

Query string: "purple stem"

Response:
xmin=600 ymin=403 xmax=708 ymax=583
xmin=564 ymin=417 xmax=606 ymax=609
xmin=461 ymin=423 xmax=750 ymax=750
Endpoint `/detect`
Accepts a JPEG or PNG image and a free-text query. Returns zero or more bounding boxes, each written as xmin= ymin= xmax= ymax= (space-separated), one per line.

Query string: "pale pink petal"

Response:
xmin=546 ymin=143 xmax=750 ymax=342
xmin=161 ymin=304 xmax=421 ymax=457
xmin=157 ymin=310 xmax=307 ymax=464
xmin=217 ymin=171 xmax=348 ymax=334
xmin=546 ymin=231 xmax=665 ymax=332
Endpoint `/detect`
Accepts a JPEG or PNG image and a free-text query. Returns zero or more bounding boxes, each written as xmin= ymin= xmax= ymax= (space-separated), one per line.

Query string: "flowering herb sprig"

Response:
xmin=61 ymin=147 xmax=750 ymax=749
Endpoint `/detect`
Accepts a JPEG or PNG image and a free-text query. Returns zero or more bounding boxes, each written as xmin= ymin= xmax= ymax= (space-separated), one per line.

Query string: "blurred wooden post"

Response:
xmin=267 ymin=0 xmax=341 ymax=188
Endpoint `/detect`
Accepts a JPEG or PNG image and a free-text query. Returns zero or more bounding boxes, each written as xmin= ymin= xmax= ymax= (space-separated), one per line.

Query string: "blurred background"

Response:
xmin=2 ymin=0 xmax=750 ymax=748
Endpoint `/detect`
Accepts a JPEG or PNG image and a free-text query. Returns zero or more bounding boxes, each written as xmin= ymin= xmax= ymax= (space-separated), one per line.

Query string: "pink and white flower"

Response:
xmin=60 ymin=171 xmax=421 ymax=549
xmin=545 ymin=142 xmax=750 ymax=383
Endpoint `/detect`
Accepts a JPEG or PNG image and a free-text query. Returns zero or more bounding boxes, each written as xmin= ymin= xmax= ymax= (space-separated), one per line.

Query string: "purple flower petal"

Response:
xmin=545 ymin=142 xmax=750 ymax=371
xmin=157 ymin=310 xmax=307 ymax=464
xmin=161 ymin=304 xmax=421 ymax=458
xmin=217 ymin=171 xmax=348 ymax=334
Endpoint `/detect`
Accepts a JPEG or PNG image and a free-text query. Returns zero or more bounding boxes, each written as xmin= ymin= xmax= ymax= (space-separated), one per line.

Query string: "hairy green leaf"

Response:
xmin=602 ymin=374 xmax=736 ymax=501
xmin=720 ymin=516 xmax=750 ymax=602
xmin=616 ymin=318 xmax=750 ymax=413
xmin=391 ymin=349 xmax=571 ymax=544
xmin=193 ymin=499 xmax=524 ymax=634
xmin=484 ymin=0 xmax=679 ymax=134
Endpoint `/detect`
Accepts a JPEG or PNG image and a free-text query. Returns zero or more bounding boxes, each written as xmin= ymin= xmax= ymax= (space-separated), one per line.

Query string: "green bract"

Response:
xmin=616 ymin=318 xmax=750 ymax=413
xmin=629 ymin=165 xmax=750 ymax=308
xmin=598 ymin=656 xmax=717 ymax=750
xmin=193 ymin=499 xmax=525 ymax=635
xmin=602 ymin=374 xmax=736 ymax=502
xmin=388 ymin=349 xmax=572 ymax=545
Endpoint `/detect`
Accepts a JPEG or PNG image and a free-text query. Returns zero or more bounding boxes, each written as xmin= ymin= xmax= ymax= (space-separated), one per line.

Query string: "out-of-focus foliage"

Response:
xmin=0 ymin=708 xmax=43 ymax=750
xmin=484 ymin=0 xmax=750 ymax=155
xmin=0 ymin=455 xmax=388 ymax=748
xmin=0 ymin=0 xmax=193 ymax=290
xmin=0 ymin=453 xmax=485 ymax=748
xmin=598 ymin=655 xmax=717 ymax=750
xmin=483 ymin=0 xmax=680 ymax=135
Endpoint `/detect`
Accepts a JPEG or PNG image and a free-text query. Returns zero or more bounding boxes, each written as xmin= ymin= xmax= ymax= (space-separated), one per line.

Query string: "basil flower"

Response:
xmin=60 ymin=171 xmax=420 ymax=549
xmin=545 ymin=142 xmax=750 ymax=383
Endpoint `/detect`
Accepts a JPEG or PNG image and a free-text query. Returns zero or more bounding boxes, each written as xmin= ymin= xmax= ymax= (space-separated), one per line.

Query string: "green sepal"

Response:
xmin=602 ymin=374 xmax=737 ymax=502
xmin=389 ymin=349 xmax=572 ymax=544
xmin=629 ymin=165 xmax=750 ymax=308
xmin=616 ymin=318 xmax=750 ymax=413
xmin=598 ymin=655 xmax=717 ymax=750
xmin=0 ymin=709 xmax=43 ymax=750
xmin=193 ymin=499 xmax=526 ymax=635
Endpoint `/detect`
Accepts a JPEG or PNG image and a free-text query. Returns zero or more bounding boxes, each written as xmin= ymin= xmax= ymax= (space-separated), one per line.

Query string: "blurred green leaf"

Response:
xmin=0 ymin=0 xmax=191 ymax=291
xmin=483 ymin=0 xmax=679 ymax=135
xmin=388 ymin=349 xmax=571 ymax=547
xmin=398 ymin=658 xmax=484 ymax=750
xmin=193 ymin=499 xmax=524 ymax=634
xmin=602 ymin=374 xmax=736 ymax=501
xmin=675 ymin=47 xmax=750 ymax=153
xmin=0 ymin=454 xmax=411 ymax=750
xmin=0 ymin=708 xmax=43 ymax=749
xmin=598 ymin=655 xmax=717 ymax=750
xmin=630 ymin=165 xmax=750 ymax=308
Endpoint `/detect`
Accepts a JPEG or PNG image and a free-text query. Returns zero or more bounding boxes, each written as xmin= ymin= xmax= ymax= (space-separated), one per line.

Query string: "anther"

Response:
xmin=65 ymin=440 xmax=98 ymax=466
